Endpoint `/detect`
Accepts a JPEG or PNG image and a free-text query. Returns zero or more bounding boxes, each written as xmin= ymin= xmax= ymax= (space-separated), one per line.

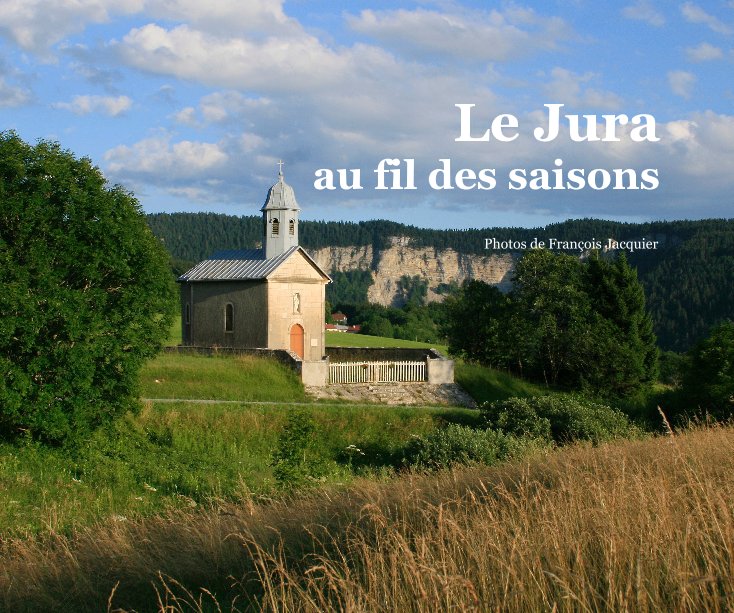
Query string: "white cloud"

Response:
xmin=542 ymin=67 xmax=623 ymax=109
xmin=115 ymin=23 xmax=355 ymax=91
xmin=660 ymin=111 xmax=734 ymax=182
xmin=172 ymin=106 xmax=198 ymax=126
xmin=104 ymin=134 xmax=229 ymax=183
xmin=681 ymin=3 xmax=732 ymax=35
xmin=54 ymin=94 xmax=132 ymax=116
xmin=346 ymin=7 xmax=571 ymax=62
xmin=666 ymin=119 xmax=697 ymax=142
xmin=685 ymin=42 xmax=724 ymax=61
xmin=0 ymin=0 xmax=293 ymax=56
xmin=621 ymin=1 xmax=665 ymax=27
xmin=0 ymin=0 xmax=143 ymax=55
xmin=144 ymin=0 xmax=296 ymax=36
xmin=667 ymin=70 xmax=696 ymax=98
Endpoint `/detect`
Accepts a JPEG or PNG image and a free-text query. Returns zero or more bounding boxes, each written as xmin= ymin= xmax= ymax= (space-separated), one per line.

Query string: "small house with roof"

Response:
xmin=177 ymin=167 xmax=330 ymax=362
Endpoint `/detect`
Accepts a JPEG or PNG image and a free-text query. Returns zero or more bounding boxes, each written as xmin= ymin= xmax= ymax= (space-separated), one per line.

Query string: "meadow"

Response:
xmin=1 ymin=337 xmax=492 ymax=537
xmin=2 ymin=424 xmax=733 ymax=611
xmin=3 ymin=332 xmax=727 ymax=611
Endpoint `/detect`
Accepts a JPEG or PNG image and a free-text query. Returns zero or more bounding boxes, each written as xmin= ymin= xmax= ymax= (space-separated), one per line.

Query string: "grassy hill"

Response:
xmin=3 ymin=424 xmax=733 ymax=611
xmin=0 ymin=338 xmax=547 ymax=537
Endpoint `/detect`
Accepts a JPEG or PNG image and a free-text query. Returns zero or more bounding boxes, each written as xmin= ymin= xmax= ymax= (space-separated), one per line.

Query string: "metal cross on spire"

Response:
xmin=277 ymin=159 xmax=284 ymax=177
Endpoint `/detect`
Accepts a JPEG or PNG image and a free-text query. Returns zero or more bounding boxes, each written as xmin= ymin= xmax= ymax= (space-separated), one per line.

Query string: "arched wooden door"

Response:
xmin=290 ymin=324 xmax=304 ymax=359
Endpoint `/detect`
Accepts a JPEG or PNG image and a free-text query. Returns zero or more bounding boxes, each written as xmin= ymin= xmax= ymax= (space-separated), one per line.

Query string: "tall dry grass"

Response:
xmin=2 ymin=425 xmax=733 ymax=612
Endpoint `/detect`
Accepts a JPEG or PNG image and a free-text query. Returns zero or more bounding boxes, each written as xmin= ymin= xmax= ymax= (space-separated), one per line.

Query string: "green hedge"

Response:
xmin=481 ymin=395 xmax=634 ymax=445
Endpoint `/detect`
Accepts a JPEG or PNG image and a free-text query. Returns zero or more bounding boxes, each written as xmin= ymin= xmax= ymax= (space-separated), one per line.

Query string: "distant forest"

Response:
xmin=147 ymin=213 xmax=734 ymax=352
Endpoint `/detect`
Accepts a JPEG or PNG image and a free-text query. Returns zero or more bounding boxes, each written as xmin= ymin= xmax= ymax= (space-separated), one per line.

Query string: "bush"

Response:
xmin=270 ymin=410 xmax=326 ymax=488
xmin=481 ymin=395 xmax=634 ymax=445
xmin=0 ymin=133 xmax=175 ymax=444
xmin=402 ymin=424 xmax=538 ymax=470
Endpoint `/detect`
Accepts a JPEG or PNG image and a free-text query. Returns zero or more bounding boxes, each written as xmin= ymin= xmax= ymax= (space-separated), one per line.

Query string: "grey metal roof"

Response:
xmin=261 ymin=171 xmax=300 ymax=212
xmin=178 ymin=246 xmax=331 ymax=283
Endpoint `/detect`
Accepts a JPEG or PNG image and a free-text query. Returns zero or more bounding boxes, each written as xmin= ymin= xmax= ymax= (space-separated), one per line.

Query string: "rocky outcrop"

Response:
xmin=310 ymin=237 xmax=517 ymax=307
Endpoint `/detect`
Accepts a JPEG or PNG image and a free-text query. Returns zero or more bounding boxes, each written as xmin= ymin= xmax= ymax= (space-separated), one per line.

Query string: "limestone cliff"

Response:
xmin=310 ymin=237 xmax=517 ymax=307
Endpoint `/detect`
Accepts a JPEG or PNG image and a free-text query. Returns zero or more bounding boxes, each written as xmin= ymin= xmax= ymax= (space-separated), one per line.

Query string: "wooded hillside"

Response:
xmin=147 ymin=213 xmax=734 ymax=352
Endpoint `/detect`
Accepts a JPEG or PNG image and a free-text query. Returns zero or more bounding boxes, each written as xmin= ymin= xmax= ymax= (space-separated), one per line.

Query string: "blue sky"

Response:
xmin=1 ymin=0 xmax=733 ymax=228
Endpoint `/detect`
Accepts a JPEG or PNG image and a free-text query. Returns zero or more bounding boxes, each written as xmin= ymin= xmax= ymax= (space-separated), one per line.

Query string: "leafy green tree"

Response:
xmin=443 ymin=280 xmax=512 ymax=366
xmin=0 ymin=133 xmax=176 ymax=444
xmin=680 ymin=321 xmax=734 ymax=419
xmin=362 ymin=315 xmax=394 ymax=338
xmin=511 ymin=249 xmax=593 ymax=387
xmin=444 ymin=250 xmax=658 ymax=397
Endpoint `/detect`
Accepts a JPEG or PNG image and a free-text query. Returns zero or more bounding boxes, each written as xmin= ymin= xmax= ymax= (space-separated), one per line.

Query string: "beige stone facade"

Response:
xmin=179 ymin=248 xmax=328 ymax=362
xmin=267 ymin=250 xmax=327 ymax=362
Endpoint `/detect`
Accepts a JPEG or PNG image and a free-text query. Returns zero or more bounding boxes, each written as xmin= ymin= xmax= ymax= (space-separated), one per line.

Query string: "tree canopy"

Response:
xmin=680 ymin=321 xmax=734 ymax=419
xmin=444 ymin=250 xmax=658 ymax=397
xmin=0 ymin=132 xmax=176 ymax=444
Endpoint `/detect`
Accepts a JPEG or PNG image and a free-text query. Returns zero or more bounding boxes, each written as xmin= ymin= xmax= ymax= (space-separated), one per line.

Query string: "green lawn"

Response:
xmin=0 ymin=334 xmax=547 ymax=536
xmin=140 ymin=352 xmax=307 ymax=402
xmin=326 ymin=330 xmax=448 ymax=352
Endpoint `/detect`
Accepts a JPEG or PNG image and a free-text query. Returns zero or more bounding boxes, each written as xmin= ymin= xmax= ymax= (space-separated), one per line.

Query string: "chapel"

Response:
xmin=177 ymin=165 xmax=330 ymax=361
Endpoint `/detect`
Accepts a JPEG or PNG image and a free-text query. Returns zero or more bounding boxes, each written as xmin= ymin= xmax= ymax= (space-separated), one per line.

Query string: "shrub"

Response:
xmin=481 ymin=395 xmax=633 ymax=445
xmin=270 ymin=410 xmax=325 ymax=488
xmin=402 ymin=424 xmax=537 ymax=470
xmin=0 ymin=132 xmax=175 ymax=444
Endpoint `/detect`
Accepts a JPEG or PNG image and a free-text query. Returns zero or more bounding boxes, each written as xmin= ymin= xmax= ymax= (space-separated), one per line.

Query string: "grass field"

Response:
xmin=3 ymin=425 xmax=733 ymax=612
xmin=3 ymin=329 xmax=729 ymax=610
xmin=325 ymin=330 xmax=447 ymax=351
xmin=0 ymin=398 xmax=478 ymax=536
xmin=0 ymin=331 xmax=554 ymax=538
xmin=140 ymin=353 xmax=307 ymax=402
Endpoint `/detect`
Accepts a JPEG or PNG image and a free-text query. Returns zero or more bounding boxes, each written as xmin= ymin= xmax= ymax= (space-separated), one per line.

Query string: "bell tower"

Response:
xmin=261 ymin=161 xmax=300 ymax=259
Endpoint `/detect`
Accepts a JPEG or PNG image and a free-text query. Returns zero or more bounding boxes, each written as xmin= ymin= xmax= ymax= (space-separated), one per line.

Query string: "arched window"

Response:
xmin=289 ymin=219 xmax=295 ymax=235
xmin=224 ymin=303 xmax=234 ymax=332
xmin=271 ymin=217 xmax=280 ymax=236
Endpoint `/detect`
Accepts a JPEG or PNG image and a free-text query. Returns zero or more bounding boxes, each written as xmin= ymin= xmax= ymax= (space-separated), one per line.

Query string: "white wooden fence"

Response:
xmin=329 ymin=361 xmax=426 ymax=384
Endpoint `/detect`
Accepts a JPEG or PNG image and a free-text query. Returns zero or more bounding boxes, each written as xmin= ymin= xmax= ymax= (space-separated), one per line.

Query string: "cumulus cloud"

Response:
xmin=0 ymin=0 xmax=143 ymax=55
xmin=621 ymin=1 xmax=665 ymax=27
xmin=54 ymin=94 xmax=132 ymax=116
xmin=685 ymin=42 xmax=724 ymax=61
xmin=668 ymin=70 xmax=696 ymax=98
xmin=115 ymin=23 xmax=356 ymax=91
xmin=144 ymin=0 xmax=296 ymax=36
xmin=104 ymin=134 xmax=229 ymax=185
xmin=346 ymin=6 xmax=571 ymax=62
xmin=4 ymin=0 xmax=730 ymax=222
xmin=541 ymin=68 xmax=623 ymax=110
xmin=659 ymin=112 xmax=734 ymax=185
xmin=0 ymin=0 xmax=295 ymax=57
xmin=681 ymin=3 xmax=732 ymax=35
